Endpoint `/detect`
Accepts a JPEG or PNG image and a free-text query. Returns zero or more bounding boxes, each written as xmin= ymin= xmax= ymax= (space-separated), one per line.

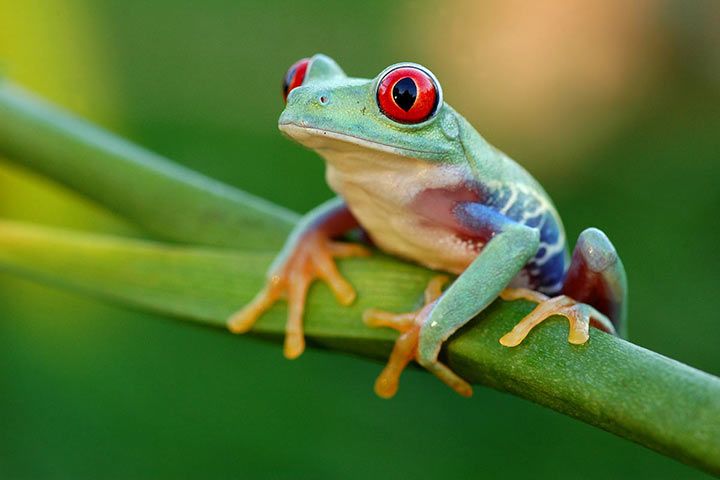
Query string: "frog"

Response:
xmin=228 ymin=54 xmax=627 ymax=398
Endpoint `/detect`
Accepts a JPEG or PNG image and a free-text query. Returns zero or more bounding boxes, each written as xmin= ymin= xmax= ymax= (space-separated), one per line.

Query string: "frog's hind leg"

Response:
xmin=500 ymin=227 xmax=627 ymax=346
xmin=562 ymin=227 xmax=627 ymax=336
xmin=365 ymin=216 xmax=542 ymax=398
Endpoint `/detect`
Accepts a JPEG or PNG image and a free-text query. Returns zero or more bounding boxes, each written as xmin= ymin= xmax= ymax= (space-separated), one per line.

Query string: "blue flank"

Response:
xmin=484 ymin=184 xmax=569 ymax=294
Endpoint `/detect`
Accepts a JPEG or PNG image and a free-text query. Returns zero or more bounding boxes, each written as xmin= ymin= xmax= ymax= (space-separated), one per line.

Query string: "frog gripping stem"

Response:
xmin=228 ymin=229 xmax=370 ymax=358
xmin=239 ymin=56 xmax=628 ymax=399
xmin=363 ymin=275 xmax=473 ymax=398
xmin=498 ymin=290 xmax=613 ymax=346
xmin=500 ymin=228 xmax=627 ymax=346
xmin=228 ymin=197 xmax=368 ymax=358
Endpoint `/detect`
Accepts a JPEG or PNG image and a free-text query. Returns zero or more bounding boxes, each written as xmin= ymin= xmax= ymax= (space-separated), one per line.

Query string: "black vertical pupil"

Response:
xmin=392 ymin=77 xmax=417 ymax=111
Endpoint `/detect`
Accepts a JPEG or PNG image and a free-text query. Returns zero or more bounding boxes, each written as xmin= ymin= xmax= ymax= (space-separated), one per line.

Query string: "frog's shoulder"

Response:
xmin=454 ymin=114 xmax=553 ymax=205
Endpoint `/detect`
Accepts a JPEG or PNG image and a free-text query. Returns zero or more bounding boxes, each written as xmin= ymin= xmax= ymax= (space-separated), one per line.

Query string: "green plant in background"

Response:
xmin=0 ymin=81 xmax=718 ymax=475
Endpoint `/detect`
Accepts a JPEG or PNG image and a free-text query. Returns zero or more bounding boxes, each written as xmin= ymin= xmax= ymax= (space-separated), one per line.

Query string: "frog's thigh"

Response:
xmin=416 ymin=224 xmax=540 ymax=366
xmin=562 ymin=227 xmax=628 ymax=337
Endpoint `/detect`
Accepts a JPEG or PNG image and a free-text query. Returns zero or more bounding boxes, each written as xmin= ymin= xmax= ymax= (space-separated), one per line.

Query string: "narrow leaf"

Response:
xmin=0 ymin=220 xmax=718 ymax=475
xmin=0 ymin=83 xmax=297 ymax=249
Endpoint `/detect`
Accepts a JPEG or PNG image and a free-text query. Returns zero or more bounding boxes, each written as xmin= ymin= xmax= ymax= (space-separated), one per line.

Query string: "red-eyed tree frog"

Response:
xmin=228 ymin=54 xmax=628 ymax=398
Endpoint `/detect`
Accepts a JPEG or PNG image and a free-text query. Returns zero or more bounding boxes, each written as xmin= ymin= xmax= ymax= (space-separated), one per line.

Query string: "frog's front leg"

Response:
xmin=227 ymin=197 xmax=370 ymax=358
xmin=364 ymin=205 xmax=540 ymax=398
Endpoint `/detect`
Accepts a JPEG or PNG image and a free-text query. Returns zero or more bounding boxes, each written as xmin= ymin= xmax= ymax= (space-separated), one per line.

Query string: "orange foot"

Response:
xmin=499 ymin=288 xmax=615 ymax=347
xmin=227 ymin=230 xmax=370 ymax=359
xmin=363 ymin=275 xmax=472 ymax=399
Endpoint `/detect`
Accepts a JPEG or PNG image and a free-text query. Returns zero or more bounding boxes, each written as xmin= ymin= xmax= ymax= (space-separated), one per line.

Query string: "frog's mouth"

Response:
xmin=278 ymin=122 xmax=445 ymax=158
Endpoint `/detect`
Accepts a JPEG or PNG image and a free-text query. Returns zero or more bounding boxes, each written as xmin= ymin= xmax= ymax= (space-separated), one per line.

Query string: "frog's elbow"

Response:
xmin=505 ymin=223 xmax=541 ymax=249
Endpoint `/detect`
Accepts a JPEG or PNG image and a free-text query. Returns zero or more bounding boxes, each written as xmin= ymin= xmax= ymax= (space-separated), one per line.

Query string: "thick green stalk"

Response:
xmin=0 ymin=82 xmax=296 ymax=249
xmin=0 ymin=82 xmax=718 ymax=475
xmin=0 ymin=220 xmax=718 ymax=475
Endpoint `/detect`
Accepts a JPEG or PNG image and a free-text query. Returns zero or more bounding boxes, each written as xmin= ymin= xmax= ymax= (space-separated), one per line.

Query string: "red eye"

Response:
xmin=376 ymin=65 xmax=440 ymax=124
xmin=283 ymin=58 xmax=310 ymax=102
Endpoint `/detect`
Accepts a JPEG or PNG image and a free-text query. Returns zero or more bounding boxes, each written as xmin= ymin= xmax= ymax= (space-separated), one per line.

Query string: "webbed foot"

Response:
xmin=363 ymin=275 xmax=472 ymax=399
xmin=499 ymin=288 xmax=615 ymax=347
xmin=228 ymin=231 xmax=370 ymax=358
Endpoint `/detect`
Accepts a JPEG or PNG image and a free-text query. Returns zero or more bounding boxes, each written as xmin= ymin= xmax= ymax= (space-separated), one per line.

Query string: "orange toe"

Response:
xmin=227 ymin=231 xmax=369 ymax=359
xmin=364 ymin=275 xmax=472 ymax=398
xmin=500 ymin=294 xmax=612 ymax=347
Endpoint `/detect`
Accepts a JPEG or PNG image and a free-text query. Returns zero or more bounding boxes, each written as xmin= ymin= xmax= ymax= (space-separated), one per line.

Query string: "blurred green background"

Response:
xmin=0 ymin=0 xmax=719 ymax=478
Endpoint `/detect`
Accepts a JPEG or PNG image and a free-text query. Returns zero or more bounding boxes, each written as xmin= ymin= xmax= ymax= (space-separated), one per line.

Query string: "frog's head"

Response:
xmin=278 ymin=54 xmax=466 ymax=165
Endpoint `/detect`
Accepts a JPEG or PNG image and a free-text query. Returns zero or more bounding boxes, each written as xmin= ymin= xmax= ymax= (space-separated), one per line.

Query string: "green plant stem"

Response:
xmin=0 ymin=220 xmax=718 ymax=475
xmin=0 ymin=82 xmax=719 ymax=475
xmin=0 ymin=82 xmax=296 ymax=250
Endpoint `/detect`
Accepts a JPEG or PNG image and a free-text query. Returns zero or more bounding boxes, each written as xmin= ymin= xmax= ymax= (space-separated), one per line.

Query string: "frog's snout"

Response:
xmin=279 ymin=87 xmax=332 ymax=130
xmin=286 ymin=84 xmax=333 ymax=112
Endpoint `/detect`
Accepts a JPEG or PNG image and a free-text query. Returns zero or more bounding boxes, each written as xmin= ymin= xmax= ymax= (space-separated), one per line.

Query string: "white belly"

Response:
xmin=320 ymin=147 xmax=479 ymax=274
